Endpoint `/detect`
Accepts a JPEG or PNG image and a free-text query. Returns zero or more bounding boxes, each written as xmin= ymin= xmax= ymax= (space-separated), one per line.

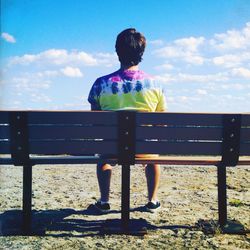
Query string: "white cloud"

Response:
xmin=1 ymin=32 xmax=16 ymax=43
xmin=174 ymin=36 xmax=205 ymax=52
xmin=178 ymin=72 xmax=228 ymax=82
xmin=222 ymin=94 xmax=233 ymax=100
xmin=37 ymin=70 xmax=59 ymax=77
xmin=210 ymin=22 xmax=250 ymax=51
xmin=154 ymin=63 xmax=174 ymax=71
xmin=8 ymin=49 xmax=119 ymax=69
xmin=9 ymin=49 xmax=98 ymax=66
xmin=94 ymin=52 xmax=118 ymax=67
xmin=13 ymin=77 xmax=51 ymax=90
xmin=12 ymin=77 xmax=29 ymax=85
xmin=153 ymin=22 xmax=250 ymax=70
xmin=60 ymin=66 xmax=83 ymax=78
xmin=213 ymin=54 xmax=241 ymax=68
xmin=155 ymin=72 xmax=228 ymax=84
xmin=153 ymin=36 xmax=205 ymax=65
xmin=74 ymin=51 xmax=98 ymax=66
xmin=154 ymin=46 xmax=180 ymax=58
xmin=184 ymin=55 xmax=205 ymax=65
xmin=232 ymin=67 xmax=250 ymax=79
xmin=154 ymin=74 xmax=175 ymax=83
xmin=41 ymin=49 xmax=68 ymax=65
xmin=212 ymin=52 xmax=250 ymax=68
xmin=197 ymin=89 xmax=208 ymax=95
xmin=166 ymin=96 xmax=175 ymax=103
xmin=179 ymin=96 xmax=188 ymax=103
xmin=31 ymin=93 xmax=52 ymax=103
xmin=221 ymin=83 xmax=245 ymax=90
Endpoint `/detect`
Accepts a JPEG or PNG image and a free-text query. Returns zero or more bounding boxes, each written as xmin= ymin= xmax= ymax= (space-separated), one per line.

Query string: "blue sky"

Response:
xmin=1 ymin=0 xmax=250 ymax=112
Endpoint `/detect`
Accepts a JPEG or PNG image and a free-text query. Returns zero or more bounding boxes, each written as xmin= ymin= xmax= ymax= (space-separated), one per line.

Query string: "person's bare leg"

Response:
xmin=145 ymin=164 xmax=160 ymax=202
xmin=96 ymin=163 xmax=112 ymax=202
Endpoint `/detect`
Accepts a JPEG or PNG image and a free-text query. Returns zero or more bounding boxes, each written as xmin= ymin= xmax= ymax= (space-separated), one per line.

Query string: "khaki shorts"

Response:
xmin=98 ymin=154 xmax=159 ymax=166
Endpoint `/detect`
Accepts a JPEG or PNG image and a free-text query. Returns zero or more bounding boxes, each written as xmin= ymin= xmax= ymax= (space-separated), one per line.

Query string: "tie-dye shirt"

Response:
xmin=88 ymin=69 xmax=167 ymax=112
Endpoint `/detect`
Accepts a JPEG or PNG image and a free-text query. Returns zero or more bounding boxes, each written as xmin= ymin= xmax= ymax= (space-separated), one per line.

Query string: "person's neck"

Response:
xmin=120 ymin=64 xmax=139 ymax=71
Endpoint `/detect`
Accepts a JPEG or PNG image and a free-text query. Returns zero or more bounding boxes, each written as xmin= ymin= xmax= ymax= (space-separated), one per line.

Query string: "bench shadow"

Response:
xmin=0 ymin=208 xmax=196 ymax=237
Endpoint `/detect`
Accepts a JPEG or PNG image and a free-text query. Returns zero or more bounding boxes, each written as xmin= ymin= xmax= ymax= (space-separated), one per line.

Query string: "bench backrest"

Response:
xmin=0 ymin=111 xmax=119 ymax=165
xmin=136 ymin=113 xmax=250 ymax=158
xmin=1 ymin=111 xmax=249 ymax=166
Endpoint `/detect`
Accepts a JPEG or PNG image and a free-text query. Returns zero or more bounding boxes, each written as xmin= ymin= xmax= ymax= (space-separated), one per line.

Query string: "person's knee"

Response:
xmin=97 ymin=163 xmax=112 ymax=171
xmin=145 ymin=164 xmax=160 ymax=174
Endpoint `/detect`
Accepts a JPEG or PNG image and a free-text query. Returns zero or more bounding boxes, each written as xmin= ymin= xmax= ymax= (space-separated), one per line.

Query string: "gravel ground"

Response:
xmin=0 ymin=164 xmax=249 ymax=249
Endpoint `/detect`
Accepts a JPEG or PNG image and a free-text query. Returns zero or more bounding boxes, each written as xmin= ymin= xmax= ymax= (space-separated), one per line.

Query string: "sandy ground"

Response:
xmin=0 ymin=164 xmax=250 ymax=249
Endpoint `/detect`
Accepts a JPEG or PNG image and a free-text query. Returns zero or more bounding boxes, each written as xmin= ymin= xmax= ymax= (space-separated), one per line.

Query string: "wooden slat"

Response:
xmin=136 ymin=141 xmax=221 ymax=155
xmin=240 ymin=143 xmax=250 ymax=156
xmin=2 ymin=111 xmax=249 ymax=126
xmin=0 ymin=112 xmax=9 ymax=124
xmin=0 ymin=126 xmax=10 ymax=139
xmin=0 ymin=155 xmax=14 ymax=165
xmin=29 ymin=126 xmax=118 ymax=140
xmin=29 ymin=140 xmax=117 ymax=155
xmin=30 ymin=156 xmax=118 ymax=165
xmin=241 ymin=114 xmax=250 ymax=126
xmin=136 ymin=126 xmax=222 ymax=140
xmin=0 ymin=157 xmax=13 ymax=165
xmin=135 ymin=156 xmax=222 ymax=165
xmin=237 ymin=156 xmax=250 ymax=165
xmin=137 ymin=112 xmax=223 ymax=126
xmin=28 ymin=111 xmax=117 ymax=125
xmin=241 ymin=128 xmax=250 ymax=141
xmin=135 ymin=156 xmax=250 ymax=165
xmin=0 ymin=141 xmax=11 ymax=154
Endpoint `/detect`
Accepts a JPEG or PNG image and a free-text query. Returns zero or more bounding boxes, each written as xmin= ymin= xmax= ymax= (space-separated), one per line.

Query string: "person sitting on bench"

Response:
xmin=88 ymin=28 xmax=167 ymax=213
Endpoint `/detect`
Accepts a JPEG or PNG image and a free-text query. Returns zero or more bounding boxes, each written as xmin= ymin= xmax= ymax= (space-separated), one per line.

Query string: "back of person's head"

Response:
xmin=115 ymin=28 xmax=146 ymax=67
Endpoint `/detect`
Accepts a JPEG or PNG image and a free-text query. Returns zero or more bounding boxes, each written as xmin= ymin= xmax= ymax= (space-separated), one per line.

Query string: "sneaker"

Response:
xmin=145 ymin=201 xmax=161 ymax=213
xmin=94 ymin=201 xmax=110 ymax=214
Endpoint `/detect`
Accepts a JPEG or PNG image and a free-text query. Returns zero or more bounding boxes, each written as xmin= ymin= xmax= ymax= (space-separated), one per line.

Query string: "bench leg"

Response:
xmin=23 ymin=164 xmax=32 ymax=233
xmin=104 ymin=164 xmax=146 ymax=235
xmin=217 ymin=165 xmax=227 ymax=228
xmin=121 ymin=164 xmax=130 ymax=231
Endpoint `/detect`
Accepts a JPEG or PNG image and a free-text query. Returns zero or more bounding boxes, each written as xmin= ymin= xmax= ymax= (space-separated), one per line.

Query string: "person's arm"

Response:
xmin=91 ymin=103 xmax=101 ymax=111
xmin=156 ymin=90 xmax=167 ymax=112
xmin=88 ymin=80 xmax=102 ymax=111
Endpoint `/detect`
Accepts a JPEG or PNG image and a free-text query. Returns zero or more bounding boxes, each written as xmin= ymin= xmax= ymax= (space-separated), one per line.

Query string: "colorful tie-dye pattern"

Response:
xmin=88 ymin=69 xmax=167 ymax=111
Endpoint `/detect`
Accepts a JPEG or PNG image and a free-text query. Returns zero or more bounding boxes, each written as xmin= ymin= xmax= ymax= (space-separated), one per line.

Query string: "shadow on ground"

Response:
xmin=0 ymin=208 xmax=195 ymax=237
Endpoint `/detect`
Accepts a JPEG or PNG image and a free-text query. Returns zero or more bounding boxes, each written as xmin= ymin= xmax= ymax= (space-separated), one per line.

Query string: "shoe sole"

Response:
xmin=145 ymin=205 xmax=161 ymax=213
xmin=94 ymin=204 xmax=110 ymax=214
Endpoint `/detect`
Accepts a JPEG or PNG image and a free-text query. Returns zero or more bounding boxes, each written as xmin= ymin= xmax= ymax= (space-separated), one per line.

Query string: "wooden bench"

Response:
xmin=0 ymin=110 xmax=250 ymax=234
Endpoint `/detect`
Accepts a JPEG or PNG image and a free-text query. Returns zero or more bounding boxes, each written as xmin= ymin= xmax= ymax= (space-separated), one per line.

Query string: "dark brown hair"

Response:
xmin=115 ymin=28 xmax=146 ymax=67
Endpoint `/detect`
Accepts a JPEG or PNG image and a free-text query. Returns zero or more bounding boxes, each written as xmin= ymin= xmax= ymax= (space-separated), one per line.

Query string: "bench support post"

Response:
xmin=121 ymin=164 xmax=130 ymax=231
xmin=217 ymin=165 xmax=227 ymax=228
xmin=23 ymin=164 xmax=32 ymax=234
xmin=118 ymin=111 xmax=136 ymax=232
